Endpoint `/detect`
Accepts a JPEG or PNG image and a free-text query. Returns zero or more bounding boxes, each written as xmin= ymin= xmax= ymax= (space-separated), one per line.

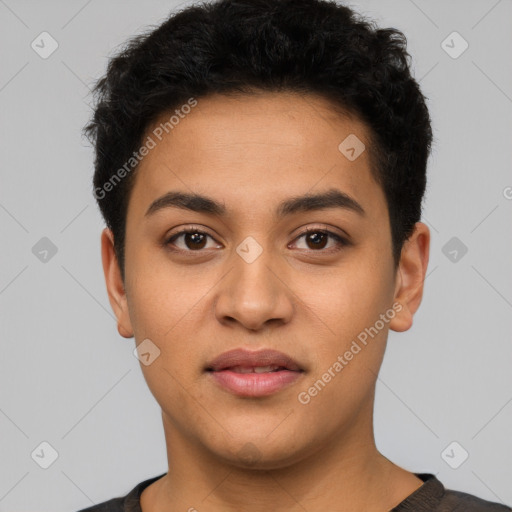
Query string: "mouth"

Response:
xmin=220 ymin=365 xmax=291 ymax=373
xmin=205 ymin=348 xmax=304 ymax=397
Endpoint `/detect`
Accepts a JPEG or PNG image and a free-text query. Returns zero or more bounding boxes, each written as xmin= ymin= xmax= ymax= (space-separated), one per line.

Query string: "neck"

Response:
xmin=141 ymin=399 xmax=423 ymax=512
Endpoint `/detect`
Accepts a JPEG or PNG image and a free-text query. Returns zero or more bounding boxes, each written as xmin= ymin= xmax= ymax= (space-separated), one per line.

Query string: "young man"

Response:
xmin=80 ymin=0 xmax=511 ymax=510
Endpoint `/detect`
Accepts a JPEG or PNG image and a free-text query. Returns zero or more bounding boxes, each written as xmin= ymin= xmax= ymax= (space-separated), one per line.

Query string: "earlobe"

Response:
xmin=100 ymin=228 xmax=134 ymax=339
xmin=389 ymin=222 xmax=430 ymax=333
xmin=389 ymin=299 xmax=413 ymax=332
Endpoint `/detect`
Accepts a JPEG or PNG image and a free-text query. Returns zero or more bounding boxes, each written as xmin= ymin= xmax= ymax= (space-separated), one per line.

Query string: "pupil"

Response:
xmin=308 ymin=232 xmax=327 ymax=249
xmin=186 ymin=233 xmax=206 ymax=249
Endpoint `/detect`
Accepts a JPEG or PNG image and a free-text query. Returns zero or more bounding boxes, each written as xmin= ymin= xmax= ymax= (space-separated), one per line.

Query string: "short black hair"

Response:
xmin=84 ymin=0 xmax=433 ymax=282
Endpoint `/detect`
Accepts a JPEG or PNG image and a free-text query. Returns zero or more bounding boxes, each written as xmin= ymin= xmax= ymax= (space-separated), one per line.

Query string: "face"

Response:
xmin=102 ymin=91 xmax=429 ymax=469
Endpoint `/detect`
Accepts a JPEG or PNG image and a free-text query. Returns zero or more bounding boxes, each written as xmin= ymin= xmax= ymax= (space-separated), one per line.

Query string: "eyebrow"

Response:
xmin=144 ymin=188 xmax=365 ymax=219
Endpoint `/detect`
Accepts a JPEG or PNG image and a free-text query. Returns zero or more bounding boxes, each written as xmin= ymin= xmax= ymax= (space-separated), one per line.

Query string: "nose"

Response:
xmin=213 ymin=240 xmax=294 ymax=332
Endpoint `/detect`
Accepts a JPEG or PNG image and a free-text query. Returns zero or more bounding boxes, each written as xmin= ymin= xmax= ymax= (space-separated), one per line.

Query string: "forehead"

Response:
xmin=128 ymin=92 xmax=386 ymax=223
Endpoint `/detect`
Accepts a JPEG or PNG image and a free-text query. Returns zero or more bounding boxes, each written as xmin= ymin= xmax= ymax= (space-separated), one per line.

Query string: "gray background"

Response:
xmin=1 ymin=0 xmax=511 ymax=510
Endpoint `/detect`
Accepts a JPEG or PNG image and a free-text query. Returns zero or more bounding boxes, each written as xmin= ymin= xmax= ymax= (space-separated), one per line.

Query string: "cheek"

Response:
xmin=126 ymin=263 xmax=215 ymax=384
xmin=125 ymin=252 xmax=205 ymax=340
xmin=140 ymin=360 xmax=214 ymax=441
xmin=296 ymin=259 xmax=395 ymax=392
xmin=303 ymin=259 xmax=393 ymax=337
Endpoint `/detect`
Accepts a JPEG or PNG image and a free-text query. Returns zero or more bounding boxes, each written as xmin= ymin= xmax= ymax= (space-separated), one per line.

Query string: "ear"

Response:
xmin=101 ymin=227 xmax=134 ymax=338
xmin=389 ymin=222 xmax=430 ymax=332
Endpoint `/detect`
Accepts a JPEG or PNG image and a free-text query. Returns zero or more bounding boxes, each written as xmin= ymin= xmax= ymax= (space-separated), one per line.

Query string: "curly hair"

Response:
xmin=83 ymin=0 xmax=433 ymax=281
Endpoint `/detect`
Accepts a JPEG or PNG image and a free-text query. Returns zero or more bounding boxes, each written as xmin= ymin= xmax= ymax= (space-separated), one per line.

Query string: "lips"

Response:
xmin=205 ymin=348 xmax=302 ymax=372
xmin=206 ymin=348 xmax=304 ymax=397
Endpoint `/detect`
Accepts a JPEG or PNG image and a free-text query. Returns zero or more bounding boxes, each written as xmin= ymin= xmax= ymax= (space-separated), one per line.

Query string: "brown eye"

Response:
xmin=292 ymin=229 xmax=347 ymax=252
xmin=182 ymin=232 xmax=207 ymax=250
xmin=166 ymin=229 xmax=220 ymax=252
xmin=305 ymin=231 xmax=328 ymax=249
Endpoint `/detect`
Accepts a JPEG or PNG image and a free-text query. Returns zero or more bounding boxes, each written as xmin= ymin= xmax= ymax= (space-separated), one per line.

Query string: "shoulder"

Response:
xmin=74 ymin=473 xmax=167 ymax=512
xmin=441 ymin=488 xmax=512 ymax=511
xmin=395 ymin=473 xmax=511 ymax=512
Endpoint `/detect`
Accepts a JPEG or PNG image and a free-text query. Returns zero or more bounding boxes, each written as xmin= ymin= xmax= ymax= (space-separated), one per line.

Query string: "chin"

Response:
xmin=208 ymin=433 xmax=314 ymax=471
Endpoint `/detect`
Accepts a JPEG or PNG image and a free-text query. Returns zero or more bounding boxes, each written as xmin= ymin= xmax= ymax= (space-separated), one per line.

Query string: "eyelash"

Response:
xmin=164 ymin=226 xmax=349 ymax=254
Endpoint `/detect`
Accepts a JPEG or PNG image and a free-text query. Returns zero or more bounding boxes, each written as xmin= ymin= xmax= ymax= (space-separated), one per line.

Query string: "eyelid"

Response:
xmin=290 ymin=226 xmax=350 ymax=251
xmin=292 ymin=223 xmax=350 ymax=242
xmin=164 ymin=224 xmax=350 ymax=253
xmin=165 ymin=225 xmax=221 ymax=248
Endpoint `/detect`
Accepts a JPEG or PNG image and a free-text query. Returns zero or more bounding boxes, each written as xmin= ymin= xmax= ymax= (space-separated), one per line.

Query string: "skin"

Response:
xmin=101 ymin=91 xmax=430 ymax=512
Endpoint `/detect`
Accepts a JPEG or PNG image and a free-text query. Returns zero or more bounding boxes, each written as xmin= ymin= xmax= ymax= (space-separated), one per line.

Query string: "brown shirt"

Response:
xmin=76 ymin=472 xmax=512 ymax=511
